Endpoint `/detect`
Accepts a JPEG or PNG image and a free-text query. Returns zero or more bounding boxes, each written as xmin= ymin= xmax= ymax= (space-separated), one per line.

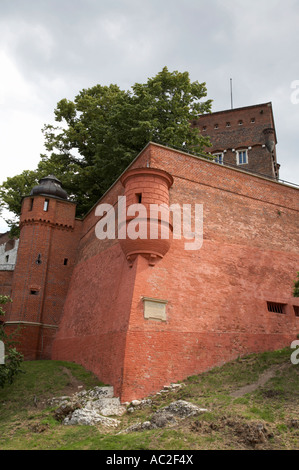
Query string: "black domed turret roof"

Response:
xmin=30 ymin=175 xmax=68 ymax=200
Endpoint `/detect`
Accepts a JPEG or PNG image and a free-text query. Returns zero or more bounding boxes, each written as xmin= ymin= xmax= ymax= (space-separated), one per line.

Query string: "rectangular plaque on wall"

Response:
xmin=142 ymin=297 xmax=168 ymax=321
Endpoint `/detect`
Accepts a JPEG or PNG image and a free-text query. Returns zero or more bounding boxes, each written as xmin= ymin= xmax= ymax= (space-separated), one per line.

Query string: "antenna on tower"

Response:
xmin=230 ymin=78 xmax=233 ymax=109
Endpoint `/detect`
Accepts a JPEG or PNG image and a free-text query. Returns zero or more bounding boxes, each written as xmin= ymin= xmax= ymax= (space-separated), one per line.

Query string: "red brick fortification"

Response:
xmin=0 ymin=271 xmax=14 ymax=303
xmin=52 ymin=143 xmax=299 ymax=402
xmin=5 ymin=187 xmax=81 ymax=360
xmin=119 ymin=167 xmax=174 ymax=267
xmin=196 ymin=102 xmax=279 ymax=179
xmin=51 ymin=242 xmax=138 ymax=397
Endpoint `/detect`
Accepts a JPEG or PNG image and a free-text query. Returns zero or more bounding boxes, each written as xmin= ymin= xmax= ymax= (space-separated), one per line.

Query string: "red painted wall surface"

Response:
xmin=51 ymin=242 xmax=138 ymax=397
xmin=6 ymin=195 xmax=81 ymax=359
xmin=52 ymin=143 xmax=299 ymax=401
xmin=0 ymin=271 xmax=13 ymax=299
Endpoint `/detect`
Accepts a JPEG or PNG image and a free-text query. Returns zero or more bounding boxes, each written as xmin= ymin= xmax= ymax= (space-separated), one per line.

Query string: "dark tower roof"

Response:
xmin=30 ymin=175 xmax=68 ymax=200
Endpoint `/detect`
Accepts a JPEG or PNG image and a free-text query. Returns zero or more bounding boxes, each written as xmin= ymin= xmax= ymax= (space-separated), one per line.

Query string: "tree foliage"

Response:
xmin=0 ymin=295 xmax=23 ymax=388
xmin=0 ymin=67 xmax=212 ymax=225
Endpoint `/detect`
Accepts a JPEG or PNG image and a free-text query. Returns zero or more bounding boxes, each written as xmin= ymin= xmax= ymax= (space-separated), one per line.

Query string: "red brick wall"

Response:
xmin=195 ymin=103 xmax=278 ymax=178
xmin=119 ymin=144 xmax=299 ymax=400
xmin=52 ymin=143 xmax=299 ymax=402
xmin=0 ymin=271 xmax=13 ymax=318
xmin=0 ymin=233 xmax=17 ymax=318
xmin=5 ymin=323 xmax=41 ymax=360
xmin=6 ymin=195 xmax=81 ymax=359
xmin=0 ymin=271 xmax=13 ymax=297
xmin=51 ymin=243 xmax=139 ymax=397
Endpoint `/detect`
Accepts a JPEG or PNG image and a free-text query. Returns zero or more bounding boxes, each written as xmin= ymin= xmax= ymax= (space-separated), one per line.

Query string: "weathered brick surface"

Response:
xmin=52 ymin=243 xmax=138 ymax=397
xmin=52 ymin=142 xmax=299 ymax=401
xmin=0 ymin=271 xmax=13 ymax=317
xmin=5 ymin=195 xmax=81 ymax=359
xmin=2 ymin=137 xmax=298 ymax=399
xmin=195 ymin=102 xmax=279 ymax=178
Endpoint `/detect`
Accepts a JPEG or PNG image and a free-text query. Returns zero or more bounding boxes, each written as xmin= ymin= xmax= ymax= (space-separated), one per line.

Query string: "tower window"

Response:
xmin=251 ymin=118 xmax=256 ymax=123
xmin=214 ymin=124 xmax=219 ymax=129
xmin=294 ymin=306 xmax=299 ymax=317
xmin=136 ymin=193 xmax=142 ymax=203
xmin=213 ymin=153 xmax=224 ymax=164
xmin=238 ymin=120 xmax=243 ymax=126
xmin=236 ymin=150 xmax=248 ymax=165
xmin=5 ymin=255 xmax=9 ymax=263
xmin=29 ymin=198 xmax=34 ymax=211
xmin=226 ymin=122 xmax=231 ymax=127
xmin=64 ymin=258 xmax=68 ymax=266
xmin=30 ymin=289 xmax=39 ymax=296
xmin=43 ymin=199 xmax=49 ymax=211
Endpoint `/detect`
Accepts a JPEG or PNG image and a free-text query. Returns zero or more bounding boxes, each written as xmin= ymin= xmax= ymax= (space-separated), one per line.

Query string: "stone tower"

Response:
xmin=195 ymin=102 xmax=280 ymax=179
xmin=4 ymin=175 xmax=79 ymax=359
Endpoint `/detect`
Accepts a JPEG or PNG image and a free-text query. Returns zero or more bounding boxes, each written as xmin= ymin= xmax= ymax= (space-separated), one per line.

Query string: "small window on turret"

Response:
xmin=30 ymin=289 xmax=39 ymax=296
xmin=29 ymin=198 xmax=34 ymax=211
xmin=43 ymin=199 xmax=49 ymax=211
xmin=64 ymin=258 xmax=68 ymax=266
xmin=136 ymin=193 xmax=142 ymax=203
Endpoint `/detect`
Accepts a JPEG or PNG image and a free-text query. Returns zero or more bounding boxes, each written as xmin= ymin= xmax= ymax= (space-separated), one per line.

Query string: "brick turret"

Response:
xmin=119 ymin=168 xmax=174 ymax=267
xmin=5 ymin=176 xmax=80 ymax=359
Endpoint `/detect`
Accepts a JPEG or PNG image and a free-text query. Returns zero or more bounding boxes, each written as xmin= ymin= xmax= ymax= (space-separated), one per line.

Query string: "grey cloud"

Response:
xmin=0 ymin=0 xmax=298 ymax=190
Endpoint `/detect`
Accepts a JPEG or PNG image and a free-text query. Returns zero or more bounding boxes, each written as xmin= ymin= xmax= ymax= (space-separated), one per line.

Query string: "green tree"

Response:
xmin=0 ymin=295 xmax=23 ymax=388
xmin=0 ymin=67 xmax=212 ymax=225
xmin=130 ymin=67 xmax=212 ymax=151
xmin=0 ymin=170 xmax=41 ymax=237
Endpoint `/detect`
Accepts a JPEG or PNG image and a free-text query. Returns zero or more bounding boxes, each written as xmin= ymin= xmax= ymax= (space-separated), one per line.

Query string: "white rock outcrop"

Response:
xmin=51 ymin=386 xmax=126 ymax=427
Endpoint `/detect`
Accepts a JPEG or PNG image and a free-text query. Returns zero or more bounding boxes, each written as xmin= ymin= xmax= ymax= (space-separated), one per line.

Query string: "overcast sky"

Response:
xmin=1 ymin=0 xmax=299 ymax=231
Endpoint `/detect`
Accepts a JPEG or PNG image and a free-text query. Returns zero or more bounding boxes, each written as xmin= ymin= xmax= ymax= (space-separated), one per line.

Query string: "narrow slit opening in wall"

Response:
xmin=5 ymin=255 xmax=9 ymax=263
xmin=63 ymin=258 xmax=68 ymax=266
xmin=43 ymin=198 xmax=49 ymax=211
xmin=29 ymin=198 xmax=34 ymax=211
xmin=136 ymin=193 xmax=142 ymax=203
xmin=294 ymin=306 xmax=299 ymax=317
xmin=30 ymin=289 xmax=39 ymax=296
xmin=267 ymin=301 xmax=286 ymax=314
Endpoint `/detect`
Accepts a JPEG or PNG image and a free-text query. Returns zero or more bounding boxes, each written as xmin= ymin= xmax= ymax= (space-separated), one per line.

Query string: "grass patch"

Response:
xmin=0 ymin=349 xmax=298 ymax=450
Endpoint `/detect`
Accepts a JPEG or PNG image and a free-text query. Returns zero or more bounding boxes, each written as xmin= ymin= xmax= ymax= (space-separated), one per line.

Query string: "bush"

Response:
xmin=0 ymin=295 xmax=23 ymax=388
